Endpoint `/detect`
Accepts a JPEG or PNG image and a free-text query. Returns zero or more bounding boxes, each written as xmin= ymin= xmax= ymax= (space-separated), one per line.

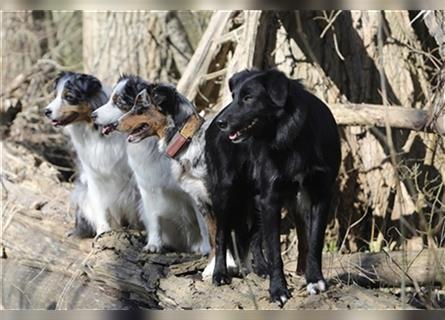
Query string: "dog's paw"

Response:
xmin=212 ymin=272 xmax=232 ymax=286
xmin=143 ymin=243 xmax=164 ymax=253
xmin=306 ymin=279 xmax=327 ymax=295
xmin=269 ymin=285 xmax=291 ymax=307
xmin=202 ymin=257 xmax=215 ymax=279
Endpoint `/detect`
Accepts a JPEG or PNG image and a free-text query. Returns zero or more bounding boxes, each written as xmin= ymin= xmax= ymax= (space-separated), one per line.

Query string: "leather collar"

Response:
xmin=165 ymin=113 xmax=204 ymax=158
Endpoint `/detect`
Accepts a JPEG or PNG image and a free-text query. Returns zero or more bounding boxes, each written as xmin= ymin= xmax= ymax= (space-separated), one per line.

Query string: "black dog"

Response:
xmin=205 ymin=69 xmax=341 ymax=306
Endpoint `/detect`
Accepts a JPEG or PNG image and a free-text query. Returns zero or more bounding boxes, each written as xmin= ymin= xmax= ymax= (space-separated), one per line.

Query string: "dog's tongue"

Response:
xmin=101 ymin=125 xmax=114 ymax=135
xmin=229 ymin=132 xmax=238 ymax=140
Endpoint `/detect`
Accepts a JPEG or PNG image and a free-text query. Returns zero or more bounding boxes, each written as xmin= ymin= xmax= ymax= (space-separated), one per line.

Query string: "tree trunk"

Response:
xmin=82 ymin=12 xmax=209 ymax=85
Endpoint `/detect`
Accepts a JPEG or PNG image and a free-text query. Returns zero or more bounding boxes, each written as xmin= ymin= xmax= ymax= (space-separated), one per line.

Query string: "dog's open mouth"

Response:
xmin=127 ymin=124 xmax=152 ymax=143
xmin=228 ymin=118 xmax=258 ymax=143
xmin=52 ymin=113 xmax=79 ymax=127
xmin=101 ymin=123 xmax=117 ymax=135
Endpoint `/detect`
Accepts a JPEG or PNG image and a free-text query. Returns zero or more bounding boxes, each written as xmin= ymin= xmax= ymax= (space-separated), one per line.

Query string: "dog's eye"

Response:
xmin=64 ymin=95 xmax=77 ymax=104
xmin=135 ymin=108 xmax=144 ymax=115
xmin=243 ymin=95 xmax=253 ymax=103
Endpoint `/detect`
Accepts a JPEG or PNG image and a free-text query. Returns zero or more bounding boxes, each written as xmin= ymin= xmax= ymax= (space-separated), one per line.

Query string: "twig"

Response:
xmin=10 ymin=283 xmax=33 ymax=308
xmin=36 ymin=59 xmax=80 ymax=71
xmin=281 ymin=235 xmax=297 ymax=256
xmin=409 ymin=10 xmax=432 ymax=26
xmin=56 ymin=243 xmax=95 ymax=310
xmin=332 ymin=32 xmax=345 ymax=61
xmin=339 ymin=208 xmax=369 ymax=253
xmin=319 ymin=10 xmax=343 ymax=39
xmin=381 ymin=249 xmax=437 ymax=309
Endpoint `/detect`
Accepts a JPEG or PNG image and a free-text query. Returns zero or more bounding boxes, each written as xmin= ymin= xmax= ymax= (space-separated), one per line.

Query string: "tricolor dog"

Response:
xmin=114 ymin=84 xmax=238 ymax=276
xmin=92 ymin=75 xmax=210 ymax=254
xmin=44 ymin=72 xmax=140 ymax=237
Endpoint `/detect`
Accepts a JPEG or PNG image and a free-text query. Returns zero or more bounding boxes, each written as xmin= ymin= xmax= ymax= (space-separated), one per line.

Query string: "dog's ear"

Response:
xmin=264 ymin=70 xmax=289 ymax=107
xmin=228 ymin=70 xmax=254 ymax=93
xmin=80 ymin=74 xmax=102 ymax=96
xmin=136 ymin=81 xmax=150 ymax=96
xmin=135 ymin=89 xmax=151 ymax=107
xmin=151 ymin=85 xmax=167 ymax=106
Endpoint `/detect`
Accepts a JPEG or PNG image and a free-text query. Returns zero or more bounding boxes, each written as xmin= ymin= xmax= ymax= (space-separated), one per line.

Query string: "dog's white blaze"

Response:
xmin=46 ymin=78 xmax=69 ymax=119
xmin=94 ymin=80 xmax=128 ymax=125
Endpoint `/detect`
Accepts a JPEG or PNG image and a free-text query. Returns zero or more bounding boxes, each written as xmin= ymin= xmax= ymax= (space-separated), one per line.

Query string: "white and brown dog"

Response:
xmin=113 ymin=83 xmax=236 ymax=276
xmin=44 ymin=72 xmax=140 ymax=237
xmin=92 ymin=75 xmax=210 ymax=254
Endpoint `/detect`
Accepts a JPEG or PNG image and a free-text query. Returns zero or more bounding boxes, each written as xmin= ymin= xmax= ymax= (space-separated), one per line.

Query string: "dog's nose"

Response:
xmin=44 ymin=108 xmax=52 ymax=118
xmin=91 ymin=112 xmax=97 ymax=121
xmin=216 ymin=119 xmax=228 ymax=130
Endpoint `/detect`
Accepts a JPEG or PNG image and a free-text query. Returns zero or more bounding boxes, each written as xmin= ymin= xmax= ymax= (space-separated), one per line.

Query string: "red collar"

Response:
xmin=165 ymin=114 xmax=204 ymax=158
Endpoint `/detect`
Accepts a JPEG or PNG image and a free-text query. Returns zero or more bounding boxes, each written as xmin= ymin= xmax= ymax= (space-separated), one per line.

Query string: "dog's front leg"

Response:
xmin=212 ymin=215 xmax=231 ymax=285
xmin=285 ymin=197 xmax=308 ymax=276
xmin=87 ymin=181 xmax=111 ymax=236
xmin=144 ymin=218 xmax=163 ymax=253
xmin=210 ymin=183 xmax=233 ymax=285
xmin=139 ymin=190 xmax=164 ymax=253
xmin=250 ymin=197 xmax=269 ymax=278
xmin=260 ymin=185 xmax=290 ymax=307
xmin=305 ymin=196 xmax=330 ymax=295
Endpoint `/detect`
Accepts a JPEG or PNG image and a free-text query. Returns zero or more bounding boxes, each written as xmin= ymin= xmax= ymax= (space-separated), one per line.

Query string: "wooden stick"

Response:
xmin=329 ymin=103 xmax=445 ymax=135
xmin=176 ymin=11 xmax=235 ymax=100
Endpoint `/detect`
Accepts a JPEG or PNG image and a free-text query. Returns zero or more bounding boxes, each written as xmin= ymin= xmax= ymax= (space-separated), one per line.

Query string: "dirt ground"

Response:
xmin=0 ymin=106 xmax=436 ymax=310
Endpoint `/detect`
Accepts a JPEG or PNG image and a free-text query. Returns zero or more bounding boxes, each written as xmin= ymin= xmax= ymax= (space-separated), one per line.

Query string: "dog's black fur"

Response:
xmin=205 ymin=69 xmax=341 ymax=306
xmin=53 ymin=71 xmax=103 ymax=106
xmin=149 ymin=83 xmax=196 ymax=142
xmin=116 ymin=74 xmax=152 ymax=111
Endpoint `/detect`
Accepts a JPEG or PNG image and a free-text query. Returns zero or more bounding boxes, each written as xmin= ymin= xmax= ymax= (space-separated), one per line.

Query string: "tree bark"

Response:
xmin=82 ymin=12 xmax=210 ymax=85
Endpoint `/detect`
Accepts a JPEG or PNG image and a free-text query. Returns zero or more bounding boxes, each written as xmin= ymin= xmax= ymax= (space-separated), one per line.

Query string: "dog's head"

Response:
xmin=150 ymin=83 xmax=194 ymax=129
xmin=116 ymin=83 xmax=194 ymax=143
xmin=116 ymin=89 xmax=170 ymax=143
xmin=92 ymin=74 xmax=150 ymax=135
xmin=215 ymin=69 xmax=294 ymax=144
xmin=44 ymin=72 xmax=104 ymax=126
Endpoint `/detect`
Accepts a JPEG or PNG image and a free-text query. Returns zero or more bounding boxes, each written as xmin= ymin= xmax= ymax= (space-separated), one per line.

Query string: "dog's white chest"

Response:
xmin=66 ymin=124 xmax=128 ymax=176
xmin=127 ymin=138 xmax=175 ymax=188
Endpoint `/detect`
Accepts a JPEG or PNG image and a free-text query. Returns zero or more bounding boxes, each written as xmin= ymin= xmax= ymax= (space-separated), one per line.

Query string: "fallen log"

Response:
xmin=206 ymin=99 xmax=445 ymax=135
xmin=285 ymin=248 xmax=445 ymax=288
xmin=329 ymin=103 xmax=445 ymax=135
